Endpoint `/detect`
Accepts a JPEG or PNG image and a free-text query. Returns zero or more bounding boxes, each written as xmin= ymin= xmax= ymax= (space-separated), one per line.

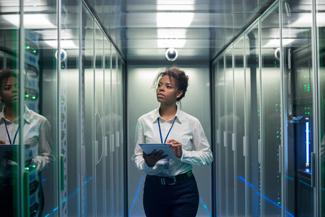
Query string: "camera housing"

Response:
xmin=165 ymin=48 xmax=178 ymax=61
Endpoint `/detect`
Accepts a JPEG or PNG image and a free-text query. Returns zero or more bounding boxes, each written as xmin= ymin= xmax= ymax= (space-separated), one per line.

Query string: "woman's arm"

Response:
xmin=132 ymin=119 xmax=164 ymax=172
xmin=180 ymin=119 xmax=213 ymax=166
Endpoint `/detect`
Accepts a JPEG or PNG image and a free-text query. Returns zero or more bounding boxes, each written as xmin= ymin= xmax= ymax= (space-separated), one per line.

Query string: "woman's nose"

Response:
xmin=158 ymin=85 xmax=165 ymax=91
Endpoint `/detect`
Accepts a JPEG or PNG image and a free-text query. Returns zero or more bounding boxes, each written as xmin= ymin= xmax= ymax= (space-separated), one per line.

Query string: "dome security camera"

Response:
xmin=165 ymin=48 xmax=178 ymax=61
xmin=55 ymin=49 xmax=67 ymax=61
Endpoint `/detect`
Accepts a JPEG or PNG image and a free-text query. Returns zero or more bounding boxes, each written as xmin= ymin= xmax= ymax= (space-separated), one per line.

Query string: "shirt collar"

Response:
xmin=0 ymin=105 xmax=32 ymax=124
xmin=152 ymin=106 xmax=184 ymax=124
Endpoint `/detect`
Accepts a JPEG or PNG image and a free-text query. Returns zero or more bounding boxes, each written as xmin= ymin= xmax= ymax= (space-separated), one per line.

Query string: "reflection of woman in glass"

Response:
xmin=133 ymin=67 xmax=213 ymax=217
xmin=0 ymin=69 xmax=51 ymax=216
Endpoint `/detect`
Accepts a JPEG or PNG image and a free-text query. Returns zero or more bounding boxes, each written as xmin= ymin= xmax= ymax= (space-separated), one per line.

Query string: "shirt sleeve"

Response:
xmin=132 ymin=118 xmax=161 ymax=173
xmin=180 ymin=119 xmax=213 ymax=166
xmin=33 ymin=118 xmax=52 ymax=171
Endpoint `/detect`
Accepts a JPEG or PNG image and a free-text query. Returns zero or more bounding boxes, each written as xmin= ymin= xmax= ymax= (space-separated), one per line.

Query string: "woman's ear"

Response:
xmin=176 ymin=90 xmax=183 ymax=99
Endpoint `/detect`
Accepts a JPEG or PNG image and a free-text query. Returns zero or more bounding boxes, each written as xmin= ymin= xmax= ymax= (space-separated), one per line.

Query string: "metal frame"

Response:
xmin=311 ymin=0 xmax=320 ymax=216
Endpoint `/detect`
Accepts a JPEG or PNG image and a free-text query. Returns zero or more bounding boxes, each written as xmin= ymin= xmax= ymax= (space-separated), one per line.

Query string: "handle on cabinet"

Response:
xmin=216 ymin=129 xmax=221 ymax=144
xmin=258 ymin=139 xmax=262 ymax=164
xmin=311 ymin=152 xmax=316 ymax=188
xmin=104 ymin=136 xmax=108 ymax=157
xmin=224 ymin=131 xmax=227 ymax=147
xmin=278 ymin=145 xmax=282 ymax=174
xmin=243 ymin=136 xmax=247 ymax=157
xmin=232 ymin=133 xmax=236 ymax=152
xmin=60 ymin=154 xmax=64 ymax=191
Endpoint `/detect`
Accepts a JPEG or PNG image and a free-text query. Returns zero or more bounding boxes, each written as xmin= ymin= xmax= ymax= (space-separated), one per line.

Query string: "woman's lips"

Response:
xmin=157 ymin=93 xmax=165 ymax=98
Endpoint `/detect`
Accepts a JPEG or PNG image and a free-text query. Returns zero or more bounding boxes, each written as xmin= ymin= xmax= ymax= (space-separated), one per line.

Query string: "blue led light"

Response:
xmin=305 ymin=122 xmax=310 ymax=167
xmin=238 ymin=176 xmax=295 ymax=217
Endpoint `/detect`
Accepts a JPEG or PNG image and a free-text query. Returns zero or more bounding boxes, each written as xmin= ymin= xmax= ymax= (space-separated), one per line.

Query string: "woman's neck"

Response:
xmin=159 ymin=104 xmax=177 ymax=121
xmin=4 ymin=105 xmax=16 ymax=121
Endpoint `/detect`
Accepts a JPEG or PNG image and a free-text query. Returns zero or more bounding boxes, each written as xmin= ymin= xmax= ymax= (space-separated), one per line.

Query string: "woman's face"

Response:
xmin=156 ymin=75 xmax=182 ymax=105
xmin=0 ymin=76 xmax=18 ymax=105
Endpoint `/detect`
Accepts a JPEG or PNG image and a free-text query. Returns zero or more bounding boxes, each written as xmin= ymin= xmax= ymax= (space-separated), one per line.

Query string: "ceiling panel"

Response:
xmin=0 ymin=0 xmax=276 ymax=62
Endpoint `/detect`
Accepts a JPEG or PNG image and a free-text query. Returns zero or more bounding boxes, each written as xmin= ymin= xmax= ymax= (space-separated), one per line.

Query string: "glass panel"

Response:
xmin=233 ymin=37 xmax=246 ymax=216
xmin=94 ymin=23 xmax=106 ymax=217
xmin=60 ymin=0 xmax=81 ymax=215
xmin=317 ymin=0 xmax=325 ymax=216
xmin=0 ymin=1 xmax=20 ymax=216
xmin=245 ymin=24 xmax=261 ymax=217
xmin=115 ymin=56 xmax=121 ymax=217
xmin=216 ymin=55 xmax=226 ymax=217
xmin=111 ymin=47 xmax=118 ymax=217
xmin=23 ymin=0 xmax=59 ymax=216
xmin=83 ymin=5 xmax=95 ymax=217
xmin=104 ymin=38 xmax=112 ymax=217
xmin=260 ymin=5 xmax=282 ymax=216
xmin=117 ymin=57 xmax=124 ymax=217
xmin=282 ymin=1 xmax=314 ymax=216
xmin=224 ymin=49 xmax=235 ymax=217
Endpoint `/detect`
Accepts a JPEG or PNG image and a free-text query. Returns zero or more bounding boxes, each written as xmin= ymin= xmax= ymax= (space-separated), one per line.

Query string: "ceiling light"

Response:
xmin=289 ymin=13 xmax=325 ymax=27
xmin=263 ymin=39 xmax=295 ymax=48
xmin=157 ymin=5 xmax=194 ymax=11
xmin=45 ymin=40 xmax=78 ymax=49
xmin=2 ymin=14 xmax=56 ymax=29
xmin=156 ymin=12 xmax=194 ymax=28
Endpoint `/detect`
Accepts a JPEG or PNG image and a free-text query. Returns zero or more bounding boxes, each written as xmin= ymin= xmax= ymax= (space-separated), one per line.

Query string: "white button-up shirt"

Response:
xmin=0 ymin=106 xmax=51 ymax=170
xmin=133 ymin=107 xmax=213 ymax=177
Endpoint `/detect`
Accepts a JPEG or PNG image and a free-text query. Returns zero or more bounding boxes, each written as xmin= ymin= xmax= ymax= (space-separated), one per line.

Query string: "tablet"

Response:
xmin=139 ymin=143 xmax=176 ymax=159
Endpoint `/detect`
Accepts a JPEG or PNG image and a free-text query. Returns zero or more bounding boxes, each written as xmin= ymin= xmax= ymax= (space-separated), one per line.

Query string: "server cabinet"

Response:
xmin=245 ymin=24 xmax=261 ymax=217
xmin=260 ymin=5 xmax=282 ymax=216
xmin=83 ymin=6 xmax=96 ymax=216
xmin=225 ymin=49 xmax=235 ymax=217
xmin=233 ymin=37 xmax=246 ymax=217
xmin=216 ymin=55 xmax=226 ymax=217
xmin=282 ymin=1 xmax=315 ymax=216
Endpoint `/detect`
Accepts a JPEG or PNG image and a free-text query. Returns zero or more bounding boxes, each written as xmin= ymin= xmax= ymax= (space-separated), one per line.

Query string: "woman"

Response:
xmin=133 ymin=67 xmax=213 ymax=217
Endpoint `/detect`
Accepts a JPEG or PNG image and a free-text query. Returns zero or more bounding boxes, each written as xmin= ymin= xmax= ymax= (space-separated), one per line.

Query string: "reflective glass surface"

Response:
xmin=245 ymin=24 xmax=261 ymax=217
xmin=317 ymin=0 xmax=325 ymax=216
xmin=60 ymin=0 xmax=81 ymax=215
xmin=260 ymin=5 xmax=282 ymax=216
xmin=25 ymin=0 xmax=60 ymax=216
xmin=233 ymin=37 xmax=246 ymax=217
xmin=0 ymin=1 xmax=21 ymax=216
xmin=224 ymin=49 xmax=235 ymax=217
xmin=282 ymin=1 xmax=315 ymax=216
xmin=83 ymin=5 xmax=95 ymax=216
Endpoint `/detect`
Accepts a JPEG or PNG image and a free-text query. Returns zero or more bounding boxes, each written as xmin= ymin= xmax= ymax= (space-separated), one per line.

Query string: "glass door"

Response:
xmin=233 ymin=37 xmax=246 ymax=217
xmin=245 ymin=24 xmax=261 ymax=217
xmin=224 ymin=49 xmax=235 ymax=217
xmin=260 ymin=4 xmax=282 ymax=216
xmin=317 ymin=0 xmax=325 ymax=216
xmin=282 ymin=1 xmax=315 ymax=216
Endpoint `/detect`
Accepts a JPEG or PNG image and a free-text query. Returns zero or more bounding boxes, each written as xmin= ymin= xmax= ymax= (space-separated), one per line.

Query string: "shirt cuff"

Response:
xmin=180 ymin=149 xmax=190 ymax=162
xmin=143 ymin=162 xmax=158 ymax=173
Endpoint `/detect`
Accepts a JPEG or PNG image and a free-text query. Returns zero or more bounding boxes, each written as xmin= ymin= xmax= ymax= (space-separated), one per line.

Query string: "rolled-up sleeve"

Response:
xmin=132 ymin=119 xmax=160 ymax=173
xmin=180 ymin=120 xmax=213 ymax=166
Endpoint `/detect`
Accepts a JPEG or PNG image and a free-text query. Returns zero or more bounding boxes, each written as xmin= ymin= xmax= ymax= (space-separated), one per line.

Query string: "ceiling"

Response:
xmin=0 ymin=0 xmax=274 ymax=62
xmin=87 ymin=0 xmax=273 ymax=62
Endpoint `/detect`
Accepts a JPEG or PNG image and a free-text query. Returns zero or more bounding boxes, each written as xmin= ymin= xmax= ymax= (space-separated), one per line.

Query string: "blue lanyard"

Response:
xmin=3 ymin=119 xmax=19 ymax=145
xmin=157 ymin=117 xmax=176 ymax=144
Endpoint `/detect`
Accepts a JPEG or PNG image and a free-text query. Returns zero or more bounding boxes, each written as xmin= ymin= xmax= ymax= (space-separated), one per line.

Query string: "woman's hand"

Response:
xmin=143 ymin=150 xmax=166 ymax=167
xmin=167 ymin=139 xmax=183 ymax=158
